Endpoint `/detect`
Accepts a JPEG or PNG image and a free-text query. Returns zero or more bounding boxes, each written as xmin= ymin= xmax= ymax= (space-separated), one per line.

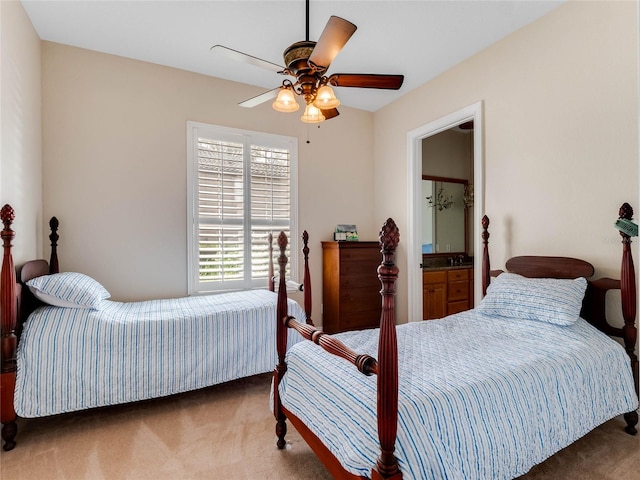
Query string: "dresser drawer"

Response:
xmin=339 ymin=287 xmax=382 ymax=313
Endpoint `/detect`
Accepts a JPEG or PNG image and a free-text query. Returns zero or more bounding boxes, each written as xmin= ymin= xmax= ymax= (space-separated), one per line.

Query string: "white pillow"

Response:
xmin=477 ymin=272 xmax=587 ymax=326
xmin=26 ymin=272 xmax=111 ymax=310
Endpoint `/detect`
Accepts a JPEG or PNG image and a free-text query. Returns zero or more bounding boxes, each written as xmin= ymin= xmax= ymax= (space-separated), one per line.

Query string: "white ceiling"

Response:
xmin=21 ymin=0 xmax=565 ymax=112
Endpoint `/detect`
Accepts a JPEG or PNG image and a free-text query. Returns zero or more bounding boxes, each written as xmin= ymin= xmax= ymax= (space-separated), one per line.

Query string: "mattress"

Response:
xmin=16 ymin=289 xmax=304 ymax=417
xmin=278 ymin=311 xmax=638 ymax=479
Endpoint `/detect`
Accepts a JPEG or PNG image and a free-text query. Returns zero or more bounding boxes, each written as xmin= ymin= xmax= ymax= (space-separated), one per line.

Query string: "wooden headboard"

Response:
xmin=14 ymin=217 xmax=60 ymax=340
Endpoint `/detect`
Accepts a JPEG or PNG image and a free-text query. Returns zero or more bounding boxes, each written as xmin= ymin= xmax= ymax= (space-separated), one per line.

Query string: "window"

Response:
xmin=187 ymin=122 xmax=298 ymax=294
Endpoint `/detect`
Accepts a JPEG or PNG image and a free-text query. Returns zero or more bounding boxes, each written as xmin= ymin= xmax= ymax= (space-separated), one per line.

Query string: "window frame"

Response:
xmin=186 ymin=121 xmax=298 ymax=295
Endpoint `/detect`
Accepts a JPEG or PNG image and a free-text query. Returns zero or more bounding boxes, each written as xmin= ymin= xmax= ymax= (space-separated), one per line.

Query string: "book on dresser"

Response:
xmin=321 ymin=241 xmax=382 ymax=334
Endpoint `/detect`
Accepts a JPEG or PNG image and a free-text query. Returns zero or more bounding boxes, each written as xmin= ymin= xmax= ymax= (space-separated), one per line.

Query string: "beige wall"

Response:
xmin=374 ymin=0 xmax=639 ymax=326
xmin=0 ymin=0 xmax=42 ymax=262
xmin=422 ymin=129 xmax=472 ymax=180
xmin=7 ymin=0 xmax=640 ymax=337
xmin=41 ymin=42 xmax=376 ymax=313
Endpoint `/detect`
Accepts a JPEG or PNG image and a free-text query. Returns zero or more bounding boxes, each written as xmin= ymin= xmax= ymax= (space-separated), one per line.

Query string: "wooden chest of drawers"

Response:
xmin=321 ymin=241 xmax=382 ymax=334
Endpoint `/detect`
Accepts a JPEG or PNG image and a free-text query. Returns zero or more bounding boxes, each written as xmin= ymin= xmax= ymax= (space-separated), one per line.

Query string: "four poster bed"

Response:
xmin=0 ymin=204 xmax=310 ymax=451
xmin=272 ymin=204 xmax=639 ymax=480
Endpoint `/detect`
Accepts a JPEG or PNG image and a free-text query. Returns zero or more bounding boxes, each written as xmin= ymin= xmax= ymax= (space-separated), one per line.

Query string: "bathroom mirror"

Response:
xmin=422 ymin=175 xmax=469 ymax=256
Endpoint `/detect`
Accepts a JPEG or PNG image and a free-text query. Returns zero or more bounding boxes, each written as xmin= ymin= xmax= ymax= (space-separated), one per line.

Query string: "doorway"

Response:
xmin=406 ymin=102 xmax=484 ymax=323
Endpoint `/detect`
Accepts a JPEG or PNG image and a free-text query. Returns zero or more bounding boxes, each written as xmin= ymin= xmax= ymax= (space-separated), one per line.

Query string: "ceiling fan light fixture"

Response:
xmin=313 ymin=85 xmax=340 ymax=109
xmin=272 ymin=87 xmax=300 ymax=112
xmin=301 ymin=103 xmax=326 ymax=123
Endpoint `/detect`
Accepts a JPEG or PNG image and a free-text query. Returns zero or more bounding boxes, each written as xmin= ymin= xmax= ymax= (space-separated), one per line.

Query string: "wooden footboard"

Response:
xmin=274 ymin=219 xmax=402 ymax=479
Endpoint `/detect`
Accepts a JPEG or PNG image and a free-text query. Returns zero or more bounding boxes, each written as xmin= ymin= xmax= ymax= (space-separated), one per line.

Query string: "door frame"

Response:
xmin=406 ymin=102 xmax=484 ymax=323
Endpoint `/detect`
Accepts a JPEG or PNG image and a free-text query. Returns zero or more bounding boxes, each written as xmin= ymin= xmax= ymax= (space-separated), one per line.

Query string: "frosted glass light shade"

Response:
xmin=313 ymin=85 xmax=340 ymax=109
xmin=301 ymin=103 xmax=326 ymax=123
xmin=272 ymin=88 xmax=300 ymax=112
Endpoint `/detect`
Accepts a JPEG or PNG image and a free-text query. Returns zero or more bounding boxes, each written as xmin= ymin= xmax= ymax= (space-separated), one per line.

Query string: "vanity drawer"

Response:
xmin=448 ymin=300 xmax=470 ymax=315
xmin=448 ymin=280 xmax=469 ymax=301
xmin=423 ymin=270 xmax=447 ymax=285
xmin=447 ymin=269 xmax=469 ymax=282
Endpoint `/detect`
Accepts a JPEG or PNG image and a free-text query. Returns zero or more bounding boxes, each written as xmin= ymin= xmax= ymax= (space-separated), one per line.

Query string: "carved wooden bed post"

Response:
xmin=274 ymin=232 xmax=289 ymax=449
xmin=1 ymin=204 xmax=18 ymax=450
xmin=268 ymin=233 xmax=275 ymax=292
xmin=372 ymin=218 xmax=402 ymax=480
xmin=481 ymin=215 xmax=490 ymax=296
xmin=302 ymin=230 xmax=313 ymax=325
xmin=618 ymin=203 xmax=639 ymax=434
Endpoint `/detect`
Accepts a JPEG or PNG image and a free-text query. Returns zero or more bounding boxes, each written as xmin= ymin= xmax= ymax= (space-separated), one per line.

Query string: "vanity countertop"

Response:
xmin=422 ymin=264 xmax=473 ymax=272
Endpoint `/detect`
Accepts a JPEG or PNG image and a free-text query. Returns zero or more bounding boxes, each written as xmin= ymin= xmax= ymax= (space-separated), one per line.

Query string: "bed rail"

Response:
xmin=284 ymin=317 xmax=378 ymax=375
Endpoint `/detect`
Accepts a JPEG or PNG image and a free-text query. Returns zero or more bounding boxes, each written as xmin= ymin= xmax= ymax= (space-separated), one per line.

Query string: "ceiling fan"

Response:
xmin=210 ymin=0 xmax=404 ymax=123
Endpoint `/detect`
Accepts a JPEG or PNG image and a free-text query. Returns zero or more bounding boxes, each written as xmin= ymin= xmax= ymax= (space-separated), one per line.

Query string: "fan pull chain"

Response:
xmin=305 ymin=123 xmax=322 ymax=144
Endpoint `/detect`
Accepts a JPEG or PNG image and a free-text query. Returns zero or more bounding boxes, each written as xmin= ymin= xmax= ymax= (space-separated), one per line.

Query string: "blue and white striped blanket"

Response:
xmin=279 ymin=311 xmax=638 ymax=479
xmin=16 ymin=289 xmax=304 ymax=417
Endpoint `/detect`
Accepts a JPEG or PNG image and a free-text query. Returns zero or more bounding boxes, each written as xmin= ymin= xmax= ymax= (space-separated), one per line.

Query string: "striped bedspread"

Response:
xmin=279 ymin=311 xmax=638 ymax=480
xmin=16 ymin=289 xmax=304 ymax=417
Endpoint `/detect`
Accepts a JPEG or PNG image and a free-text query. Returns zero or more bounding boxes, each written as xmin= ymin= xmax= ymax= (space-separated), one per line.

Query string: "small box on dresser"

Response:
xmin=321 ymin=241 xmax=382 ymax=334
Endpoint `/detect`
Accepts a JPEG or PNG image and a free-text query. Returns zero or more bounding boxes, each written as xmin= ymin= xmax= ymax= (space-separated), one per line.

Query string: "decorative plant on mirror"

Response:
xmin=422 ymin=177 xmax=469 ymax=256
xmin=426 ymin=185 xmax=454 ymax=211
xmin=463 ymin=184 xmax=474 ymax=209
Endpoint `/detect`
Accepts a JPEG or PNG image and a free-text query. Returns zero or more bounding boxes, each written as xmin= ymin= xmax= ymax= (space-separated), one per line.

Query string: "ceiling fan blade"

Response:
xmin=210 ymin=45 xmax=284 ymax=73
xmin=327 ymin=73 xmax=404 ymax=90
xmin=320 ymin=108 xmax=340 ymax=120
xmin=308 ymin=16 xmax=357 ymax=71
xmin=238 ymin=87 xmax=280 ymax=108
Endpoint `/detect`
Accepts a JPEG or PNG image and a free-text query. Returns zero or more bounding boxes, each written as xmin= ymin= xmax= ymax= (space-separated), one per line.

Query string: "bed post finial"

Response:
xmin=482 ymin=215 xmax=490 ymax=296
xmin=49 ymin=216 xmax=59 ymax=274
xmin=1 ymin=204 xmax=18 ymax=450
xmin=619 ymin=202 xmax=633 ymax=221
xmin=373 ymin=218 xmax=402 ymax=480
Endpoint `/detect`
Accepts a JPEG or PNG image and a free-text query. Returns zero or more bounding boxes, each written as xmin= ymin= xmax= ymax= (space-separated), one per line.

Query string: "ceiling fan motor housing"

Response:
xmin=283 ymin=41 xmax=316 ymax=73
xmin=283 ymin=41 xmax=322 ymax=102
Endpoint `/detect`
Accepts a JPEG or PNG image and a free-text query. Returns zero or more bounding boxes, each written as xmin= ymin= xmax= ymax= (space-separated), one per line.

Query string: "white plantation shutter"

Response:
xmin=187 ymin=122 xmax=298 ymax=294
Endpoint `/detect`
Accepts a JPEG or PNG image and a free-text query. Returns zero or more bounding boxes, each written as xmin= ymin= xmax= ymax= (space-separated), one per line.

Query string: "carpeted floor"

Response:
xmin=1 ymin=373 xmax=638 ymax=479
